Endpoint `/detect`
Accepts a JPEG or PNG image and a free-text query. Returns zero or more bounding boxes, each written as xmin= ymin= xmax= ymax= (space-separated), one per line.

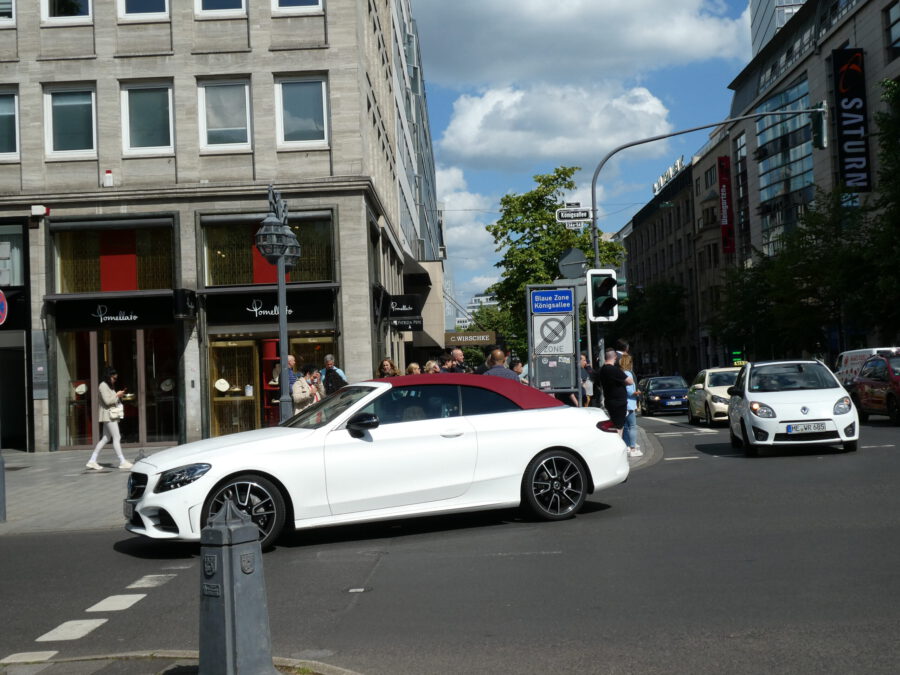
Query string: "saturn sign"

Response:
xmin=0 ymin=289 xmax=7 ymax=326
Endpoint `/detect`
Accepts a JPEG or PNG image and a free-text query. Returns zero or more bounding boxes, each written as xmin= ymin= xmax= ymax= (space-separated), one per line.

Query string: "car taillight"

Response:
xmin=596 ymin=420 xmax=618 ymax=433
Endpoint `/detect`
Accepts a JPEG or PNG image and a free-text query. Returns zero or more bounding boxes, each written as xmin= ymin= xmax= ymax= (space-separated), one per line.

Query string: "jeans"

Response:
xmin=623 ymin=410 xmax=637 ymax=448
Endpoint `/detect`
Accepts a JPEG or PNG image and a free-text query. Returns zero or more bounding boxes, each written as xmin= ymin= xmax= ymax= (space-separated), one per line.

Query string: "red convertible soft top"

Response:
xmin=370 ymin=373 xmax=565 ymax=410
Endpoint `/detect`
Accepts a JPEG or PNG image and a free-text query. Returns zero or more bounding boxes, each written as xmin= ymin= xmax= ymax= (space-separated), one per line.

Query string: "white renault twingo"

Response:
xmin=727 ymin=360 xmax=859 ymax=457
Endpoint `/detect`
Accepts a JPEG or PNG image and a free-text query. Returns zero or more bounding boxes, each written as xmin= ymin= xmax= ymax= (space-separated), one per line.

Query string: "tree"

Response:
xmin=614 ymin=281 xmax=687 ymax=372
xmin=467 ymin=303 xmax=523 ymax=357
xmin=487 ymin=166 xmax=624 ymax=350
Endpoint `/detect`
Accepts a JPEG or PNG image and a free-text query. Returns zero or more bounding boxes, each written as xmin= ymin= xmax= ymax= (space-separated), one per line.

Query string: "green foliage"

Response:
xmin=614 ymin=281 xmax=687 ymax=356
xmin=467 ymin=303 xmax=522 ymax=356
xmin=486 ymin=166 xmax=624 ymax=352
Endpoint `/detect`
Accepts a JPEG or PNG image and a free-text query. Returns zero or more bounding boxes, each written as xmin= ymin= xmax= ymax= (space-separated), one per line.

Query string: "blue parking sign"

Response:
xmin=531 ymin=289 xmax=573 ymax=314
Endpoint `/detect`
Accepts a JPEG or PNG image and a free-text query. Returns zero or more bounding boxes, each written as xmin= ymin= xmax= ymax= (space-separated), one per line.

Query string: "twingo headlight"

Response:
xmin=749 ymin=401 xmax=776 ymax=418
xmin=834 ymin=396 xmax=852 ymax=415
xmin=154 ymin=463 xmax=211 ymax=493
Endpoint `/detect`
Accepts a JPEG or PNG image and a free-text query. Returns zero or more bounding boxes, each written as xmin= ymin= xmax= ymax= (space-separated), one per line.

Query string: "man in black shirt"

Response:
xmin=597 ymin=348 xmax=633 ymax=433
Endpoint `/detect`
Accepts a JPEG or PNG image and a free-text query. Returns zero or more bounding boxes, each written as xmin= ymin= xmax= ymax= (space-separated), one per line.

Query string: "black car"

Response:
xmin=638 ymin=376 xmax=689 ymax=415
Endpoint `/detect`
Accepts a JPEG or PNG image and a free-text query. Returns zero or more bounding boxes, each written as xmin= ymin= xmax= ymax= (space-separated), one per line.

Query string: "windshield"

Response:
xmin=649 ymin=377 xmax=687 ymax=390
xmin=283 ymin=385 xmax=375 ymax=429
xmin=749 ymin=363 xmax=838 ymax=392
xmin=890 ymin=356 xmax=900 ymax=376
xmin=708 ymin=371 xmax=738 ymax=388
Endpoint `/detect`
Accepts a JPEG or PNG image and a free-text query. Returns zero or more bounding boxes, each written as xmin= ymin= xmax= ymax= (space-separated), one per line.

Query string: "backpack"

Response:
xmin=323 ymin=367 xmax=346 ymax=395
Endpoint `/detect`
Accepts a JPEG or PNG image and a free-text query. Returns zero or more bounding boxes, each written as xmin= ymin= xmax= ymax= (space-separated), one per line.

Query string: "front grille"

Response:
xmin=127 ymin=472 xmax=148 ymax=499
xmin=774 ymin=430 xmax=840 ymax=442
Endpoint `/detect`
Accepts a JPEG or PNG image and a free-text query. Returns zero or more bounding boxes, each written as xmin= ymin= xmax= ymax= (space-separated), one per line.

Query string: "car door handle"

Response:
xmin=441 ymin=430 xmax=465 ymax=438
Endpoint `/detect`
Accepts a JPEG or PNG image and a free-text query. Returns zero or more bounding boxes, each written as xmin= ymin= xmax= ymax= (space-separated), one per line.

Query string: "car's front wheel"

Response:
xmin=705 ymin=404 xmax=714 ymax=427
xmin=741 ymin=421 xmax=758 ymax=457
xmin=203 ymin=474 xmax=286 ymax=550
xmin=522 ymin=450 xmax=587 ymax=521
xmin=687 ymin=403 xmax=698 ymax=425
xmin=843 ymin=440 xmax=858 ymax=452
xmin=729 ymin=422 xmax=742 ymax=449
xmin=888 ymin=397 xmax=899 ymax=425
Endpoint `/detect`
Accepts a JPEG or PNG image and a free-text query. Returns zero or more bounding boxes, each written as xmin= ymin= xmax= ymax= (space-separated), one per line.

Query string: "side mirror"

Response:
xmin=727 ymin=386 xmax=740 ymax=397
xmin=346 ymin=412 xmax=379 ymax=438
xmin=693 ymin=384 xmax=704 ymax=391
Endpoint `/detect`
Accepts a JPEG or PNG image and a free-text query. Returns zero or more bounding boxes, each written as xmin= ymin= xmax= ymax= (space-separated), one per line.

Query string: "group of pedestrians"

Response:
xmin=593 ymin=341 xmax=642 ymax=458
xmin=290 ymin=353 xmax=348 ymax=415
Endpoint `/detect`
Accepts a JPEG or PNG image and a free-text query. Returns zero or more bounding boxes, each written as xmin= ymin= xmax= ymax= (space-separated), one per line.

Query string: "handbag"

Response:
xmin=108 ymin=403 xmax=124 ymax=421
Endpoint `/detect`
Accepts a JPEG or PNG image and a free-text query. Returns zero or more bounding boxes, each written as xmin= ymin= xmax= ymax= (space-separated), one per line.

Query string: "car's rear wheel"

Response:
xmin=203 ymin=474 xmax=286 ymax=550
xmin=888 ymin=397 xmax=899 ymax=425
xmin=522 ymin=450 xmax=587 ymax=521
xmin=741 ymin=422 xmax=758 ymax=457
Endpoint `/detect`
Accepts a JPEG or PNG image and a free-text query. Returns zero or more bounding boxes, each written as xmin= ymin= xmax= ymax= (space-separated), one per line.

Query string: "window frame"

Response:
xmin=41 ymin=0 xmax=92 ymax=25
xmin=120 ymin=82 xmax=174 ymax=156
xmin=0 ymin=0 xmax=15 ymax=25
xmin=194 ymin=0 xmax=245 ymax=19
xmin=44 ymin=85 xmax=97 ymax=160
xmin=0 ymin=89 xmax=19 ymax=161
xmin=271 ymin=0 xmax=322 ymax=16
xmin=198 ymin=79 xmax=252 ymax=152
xmin=275 ymin=76 xmax=329 ymax=150
xmin=116 ymin=0 xmax=169 ymax=21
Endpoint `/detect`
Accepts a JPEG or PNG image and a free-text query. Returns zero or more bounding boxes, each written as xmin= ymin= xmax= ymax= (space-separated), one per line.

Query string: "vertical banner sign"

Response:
xmin=831 ymin=48 xmax=871 ymax=192
xmin=717 ymin=156 xmax=736 ymax=254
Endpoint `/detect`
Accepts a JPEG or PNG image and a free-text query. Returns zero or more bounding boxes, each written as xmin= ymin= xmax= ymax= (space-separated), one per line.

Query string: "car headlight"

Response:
xmin=711 ymin=395 xmax=729 ymax=404
xmin=650 ymin=395 xmax=660 ymax=401
xmin=833 ymin=396 xmax=852 ymax=415
xmin=749 ymin=401 xmax=776 ymax=418
xmin=154 ymin=463 xmax=212 ymax=493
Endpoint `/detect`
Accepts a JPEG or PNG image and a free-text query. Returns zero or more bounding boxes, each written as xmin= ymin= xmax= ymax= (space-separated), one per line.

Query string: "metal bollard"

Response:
xmin=0 ymin=453 xmax=5 ymax=522
xmin=199 ymin=500 xmax=279 ymax=675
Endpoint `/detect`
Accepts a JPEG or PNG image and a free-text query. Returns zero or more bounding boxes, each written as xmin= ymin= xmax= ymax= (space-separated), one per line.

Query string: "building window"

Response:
xmin=204 ymin=216 xmax=334 ymax=286
xmin=0 ymin=224 xmax=24 ymax=286
xmin=44 ymin=86 xmax=96 ymax=159
xmin=0 ymin=1 xmax=14 ymax=23
xmin=272 ymin=0 xmax=321 ymax=14
xmin=199 ymin=81 xmax=251 ymax=151
xmin=276 ymin=78 xmax=328 ymax=148
xmin=118 ymin=0 xmax=168 ymax=20
xmin=0 ymin=91 xmax=18 ymax=159
xmin=195 ymin=0 xmax=244 ymax=17
xmin=889 ymin=2 xmax=900 ymax=60
xmin=42 ymin=0 xmax=91 ymax=22
xmin=55 ymin=227 xmax=173 ymax=294
xmin=121 ymin=83 xmax=173 ymax=154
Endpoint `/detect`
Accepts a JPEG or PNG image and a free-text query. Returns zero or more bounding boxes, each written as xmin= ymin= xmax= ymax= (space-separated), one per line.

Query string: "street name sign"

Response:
xmin=530 ymin=289 xmax=574 ymax=314
xmin=555 ymin=207 xmax=591 ymax=223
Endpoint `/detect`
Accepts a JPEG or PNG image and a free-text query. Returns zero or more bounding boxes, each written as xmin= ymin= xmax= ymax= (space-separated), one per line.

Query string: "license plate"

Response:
xmin=666 ymin=400 xmax=681 ymax=406
xmin=787 ymin=422 xmax=826 ymax=433
xmin=123 ymin=500 xmax=134 ymax=519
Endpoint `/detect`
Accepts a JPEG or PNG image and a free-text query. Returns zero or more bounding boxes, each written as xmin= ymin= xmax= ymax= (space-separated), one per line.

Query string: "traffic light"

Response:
xmin=586 ymin=268 xmax=619 ymax=322
xmin=811 ymin=103 xmax=828 ymax=149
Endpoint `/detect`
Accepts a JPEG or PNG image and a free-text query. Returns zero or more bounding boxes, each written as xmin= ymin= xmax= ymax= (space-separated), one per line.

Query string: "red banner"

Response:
xmin=717 ymin=156 xmax=735 ymax=254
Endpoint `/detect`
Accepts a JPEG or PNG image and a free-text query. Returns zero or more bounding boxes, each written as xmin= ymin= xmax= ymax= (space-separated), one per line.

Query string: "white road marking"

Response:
xmin=862 ymin=444 xmax=896 ymax=449
xmin=0 ymin=651 xmax=58 ymax=664
xmin=86 ymin=594 xmax=146 ymax=612
xmin=35 ymin=619 xmax=107 ymax=642
xmin=348 ymin=588 xmax=366 ymax=593
xmin=127 ymin=574 xmax=177 ymax=589
xmin=664 ymin=456 xmax=700 ymax=461
xmin=162 ymin=564 xmax=193 ymax=570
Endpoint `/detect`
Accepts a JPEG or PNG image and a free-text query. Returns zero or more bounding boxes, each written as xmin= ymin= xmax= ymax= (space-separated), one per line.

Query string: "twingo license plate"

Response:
xmin=787 ymin=422 xmax=826 ymax=433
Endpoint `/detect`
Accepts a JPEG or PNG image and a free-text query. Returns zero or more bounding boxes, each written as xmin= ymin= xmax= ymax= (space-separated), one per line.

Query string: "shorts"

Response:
xmin=605 ymin=402 xmax=627 ymax=429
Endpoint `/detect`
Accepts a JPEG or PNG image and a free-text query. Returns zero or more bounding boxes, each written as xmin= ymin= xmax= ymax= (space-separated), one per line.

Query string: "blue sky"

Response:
xmin=409 ymin=0 xmax=754 ymax=314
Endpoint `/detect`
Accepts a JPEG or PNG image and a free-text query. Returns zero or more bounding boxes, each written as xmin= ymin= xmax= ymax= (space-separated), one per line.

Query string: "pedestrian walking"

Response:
xmin=597 ymin=348 xmax=633 ymax=435
xmin=620 ymin=353 xmax=642 ymax=457
xmin=375 ymin=357 xmax=399 ymax=378
xmin=320 ymin=354 xmax=348 ymax=395
xmin=86 ymin=367 xmax=132 ymax=470
xmin=482 ymin=348 xmax=520 ymax=381
xmin=292 ymin=364 xmax=325 ymax=413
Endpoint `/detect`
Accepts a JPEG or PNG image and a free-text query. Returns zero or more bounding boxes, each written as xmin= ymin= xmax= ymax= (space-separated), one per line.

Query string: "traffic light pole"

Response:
xmin=589 ymin=106 xmax=827 ymax=267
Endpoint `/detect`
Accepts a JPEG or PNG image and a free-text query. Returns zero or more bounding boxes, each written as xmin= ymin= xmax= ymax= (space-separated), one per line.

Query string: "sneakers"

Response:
xmin=85 ymin=461 xmax=103 ymax=471
xmin=118 ymin=461 xmax=133 ymax=470
xmin=628 ymin=447 xmax=644 ymax=458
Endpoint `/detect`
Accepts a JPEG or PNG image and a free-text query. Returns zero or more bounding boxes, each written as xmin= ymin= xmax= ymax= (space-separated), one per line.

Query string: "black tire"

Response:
xmin=844 ymin=440 xmax=858 ymax=453
xmin=729 ymin=423 xmax=742 ymax=449
xmin=705 ymin=404 xmax=714 ymax=427
xmin=203 ymin=474 xmax=286 ymax=550
xmin=522 ymin=450 xmax=587 ymax=521
xmin=742 ymin=422 xmax=758 ymax=457
xmin=888 ymin=397 xmax=900 ymax=426
xmin=644 ymin=406 xmax=654 ymax=417
xmin=687 ymin=404 xmax=697 ymax=425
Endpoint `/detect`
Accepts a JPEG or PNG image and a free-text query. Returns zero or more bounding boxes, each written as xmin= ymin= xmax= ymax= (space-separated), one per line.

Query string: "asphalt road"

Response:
xmin=2 ymin=418 xmax=899 ymax=674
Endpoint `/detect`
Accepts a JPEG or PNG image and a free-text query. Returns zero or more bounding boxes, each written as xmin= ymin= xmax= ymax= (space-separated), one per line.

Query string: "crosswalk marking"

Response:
xmin=127 ymin=574 xmax=176 ymax=589
xmin=35 ymin=619 xmax=107 ymax=642
xmin=0 ymin=651 xmax=58 ymax=664
xmin=664 ymin=456 xmax=700 ymax=461
xmin=86 ymin=594 xmax=146 ymax=612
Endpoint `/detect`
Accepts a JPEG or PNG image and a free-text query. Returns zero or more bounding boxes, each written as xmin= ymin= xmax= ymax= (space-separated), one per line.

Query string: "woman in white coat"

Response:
xmin=86 ymin=367 xmax=132 ymax=470
xmin=292 ymin=363 xmax=326 ymax=414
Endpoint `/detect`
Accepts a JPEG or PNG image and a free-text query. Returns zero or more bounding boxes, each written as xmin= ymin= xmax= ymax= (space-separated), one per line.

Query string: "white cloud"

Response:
xmin=439 ymin=83 xmax=673 ymax=172
xmin=411 ymin=0 xmax=751 ymax=88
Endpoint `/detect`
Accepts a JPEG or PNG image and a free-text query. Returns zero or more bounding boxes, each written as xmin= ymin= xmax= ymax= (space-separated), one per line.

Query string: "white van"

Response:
xmin=834 ymin=347 xmax=899 ymax=383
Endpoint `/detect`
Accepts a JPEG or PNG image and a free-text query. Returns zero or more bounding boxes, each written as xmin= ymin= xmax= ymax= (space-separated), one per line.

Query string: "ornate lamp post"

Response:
xmin=255 ymin=186 xmax=301 ymax=422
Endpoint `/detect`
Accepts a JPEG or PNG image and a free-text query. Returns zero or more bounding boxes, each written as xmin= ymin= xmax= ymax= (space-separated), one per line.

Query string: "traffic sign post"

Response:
xmin=526 ymin=284 xmax=579 ymax=396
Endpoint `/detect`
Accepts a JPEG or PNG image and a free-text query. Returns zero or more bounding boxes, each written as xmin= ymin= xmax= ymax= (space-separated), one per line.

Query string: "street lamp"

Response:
xmin=255 ymin=185 xmax=301 ymax=423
